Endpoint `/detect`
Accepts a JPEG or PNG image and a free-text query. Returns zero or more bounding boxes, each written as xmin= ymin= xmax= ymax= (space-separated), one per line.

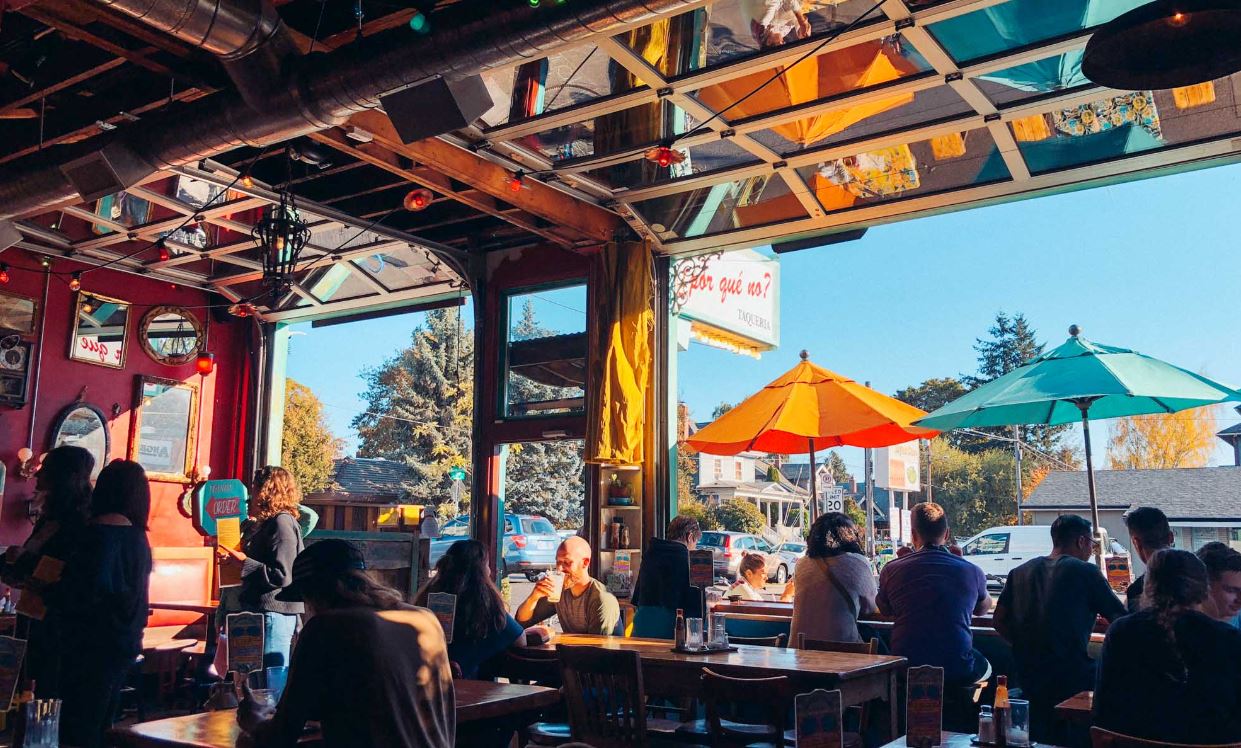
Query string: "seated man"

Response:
xmin=876 ymin=502 xmax=992 ymax=687
xmin=1123 ymin=506 xmax=1174 ymax=612
xmin=237 ymin=540 xmax=455 ymax=748
xmin=516 ymin=535 xmax=620 ymax=635
xmin=1196 ymin=542 xmax=1241 ymax=627
xmin=994 ymin=515 xmax=1127 ymax=742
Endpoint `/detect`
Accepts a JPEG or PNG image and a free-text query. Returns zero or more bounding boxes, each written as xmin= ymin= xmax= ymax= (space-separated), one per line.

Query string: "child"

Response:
xmin=729 ymin=553 xmax=769 ymax=601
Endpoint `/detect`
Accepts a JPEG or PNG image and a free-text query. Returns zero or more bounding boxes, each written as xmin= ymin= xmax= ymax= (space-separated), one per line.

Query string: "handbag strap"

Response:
xmin=818 ymin=557 xmax=858 ymax=620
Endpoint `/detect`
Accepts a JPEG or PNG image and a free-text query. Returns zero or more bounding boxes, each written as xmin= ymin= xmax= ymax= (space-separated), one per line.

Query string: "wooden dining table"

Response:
xmin=108 ymin=680 xmax=560 ymax=747
xmin=1055 ymin=690 xmax=1094 ymax=726
xmin=880 ymin=730 xmax=1070 ymax=748
xmin=542 ymin=633 xmax=907 ymax=739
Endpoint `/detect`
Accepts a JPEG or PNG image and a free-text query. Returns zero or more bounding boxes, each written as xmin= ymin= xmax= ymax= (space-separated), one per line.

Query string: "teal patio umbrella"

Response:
xmin=915 ymin=326 xmax=1241 ymax=551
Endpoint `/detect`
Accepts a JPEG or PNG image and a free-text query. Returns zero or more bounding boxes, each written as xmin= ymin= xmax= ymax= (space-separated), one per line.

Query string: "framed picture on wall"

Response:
xmin=69 ymin=291 xmax=130 ymax=369
xmin=129 ymin=375 xmax=199 ymax=482
xmin=0 ymin=290 xmax=38 ymax=335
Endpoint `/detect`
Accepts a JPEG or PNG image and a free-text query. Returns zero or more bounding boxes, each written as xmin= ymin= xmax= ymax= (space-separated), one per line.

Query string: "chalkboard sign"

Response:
xmin=129 ymin=375 xmax=199 ymax=482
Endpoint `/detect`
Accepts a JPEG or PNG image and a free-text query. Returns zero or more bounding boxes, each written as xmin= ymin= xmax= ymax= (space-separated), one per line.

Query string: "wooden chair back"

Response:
xmin=148 ymin=547 xmax=215 ymax=628
xmin=729 ymin=633 xmax=786 ymax=648
xmin=1092 ymin=727 xmax=1241 ymax=748
xmin=557 ymin=645 xmax=649 ymax=748
xmin=499 ymin=647 xmax=562 ymax=687
xmin=798 ymin=635 xmax=878 ymax=654
xmin=701 ymin=667 xmax=792 ymax=748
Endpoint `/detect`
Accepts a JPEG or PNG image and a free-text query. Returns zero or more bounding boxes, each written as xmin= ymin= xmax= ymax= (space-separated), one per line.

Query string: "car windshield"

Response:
xmin=698 ymin=532 xmax=726 ymax=548
xmin=527 ymin=518 xmax=556 ymax=535
xmin=782 ymin=543 xmax=805 ymax=553
xmin=442 ymin=518 xmax=469 ymax=537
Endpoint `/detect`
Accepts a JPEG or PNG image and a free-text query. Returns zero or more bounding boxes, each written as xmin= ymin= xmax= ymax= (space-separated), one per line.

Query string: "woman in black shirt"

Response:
xmin=57 ymin=459 xmax=153 ymax=748
xmin=1094 ymin=548 xmax=1241 ymax=744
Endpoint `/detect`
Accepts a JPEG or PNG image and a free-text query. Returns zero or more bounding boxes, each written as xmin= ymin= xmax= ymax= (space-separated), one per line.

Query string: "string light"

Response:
xmin=408 ymin=10 xmax=429 ymax=32
xmin=69 ymin=272 xmax=82 ymax=291
xmin=403 ymin=188 xmax=434 ymax=211
xmin=506 ymin=171 xmax=526 ymax=193
xmin=156 ymin=238 xmax=171 ymax=262
xmin=0 ymin=264 xmax=8 ymax=284
xmin=241 ymin=174 xmax=255 ymax=189
xmin=195 ymin=351 xmax=215 ymax=375
xmin=644 ymin=142 xmax=685 ymax=168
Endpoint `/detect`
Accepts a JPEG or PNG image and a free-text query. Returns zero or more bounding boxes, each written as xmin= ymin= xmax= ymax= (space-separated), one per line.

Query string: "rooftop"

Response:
xmin=307 ymin=457 xmax=414 ymax=503
xmin=1024 ymin=466 xmax=1241 ymax=521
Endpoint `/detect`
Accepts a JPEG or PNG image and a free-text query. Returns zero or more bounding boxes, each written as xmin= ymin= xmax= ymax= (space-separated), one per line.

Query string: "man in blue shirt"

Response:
xmin=877 ymin=502 xmax=992 ymax=686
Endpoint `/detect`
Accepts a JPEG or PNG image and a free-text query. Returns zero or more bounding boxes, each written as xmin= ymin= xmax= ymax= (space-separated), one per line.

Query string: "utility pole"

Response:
xmin=924 ymin=438 xmax=933 ymax=503
xmin=864 ymin=381 xmax=875 ymax=558
xmin=1013 ymin=426 xmax=1024 ymax=525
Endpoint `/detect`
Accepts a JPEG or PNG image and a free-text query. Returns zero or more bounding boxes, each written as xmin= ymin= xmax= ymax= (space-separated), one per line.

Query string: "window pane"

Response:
xmin=504 ymin=284 xmax=587 ymax=418
xmin=632 ymin=173 xmax=809 ymax=240
xmin=927 ymin=0 xmax=1147 ymax=64
xmin=699 ymin=532 xmax=726 ymax=548
xmin=965 ymin=534 xmax=1009 ymax=555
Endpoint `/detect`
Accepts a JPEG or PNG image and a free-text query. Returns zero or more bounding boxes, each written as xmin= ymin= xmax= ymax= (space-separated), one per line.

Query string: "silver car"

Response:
xmin=773 ymin=540 xmax=806 ymax=578
xmin=698 ymin=531 xmax=788 ymax=583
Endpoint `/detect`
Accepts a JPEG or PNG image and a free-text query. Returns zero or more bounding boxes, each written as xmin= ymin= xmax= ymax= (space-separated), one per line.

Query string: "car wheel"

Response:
xmin=524 ymin=571 xmax=541 ymax=582
xmin=775 ymin=565 xmax=788 ymax=584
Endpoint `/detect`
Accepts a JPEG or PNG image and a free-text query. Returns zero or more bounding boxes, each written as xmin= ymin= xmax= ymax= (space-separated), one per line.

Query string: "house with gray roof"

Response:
xmin=1024 ymin=466 xmax=1241 ymax=572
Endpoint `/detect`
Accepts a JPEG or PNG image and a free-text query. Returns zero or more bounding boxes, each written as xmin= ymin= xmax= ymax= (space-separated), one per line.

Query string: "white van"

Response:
xmin=959 ymin=525 xmax=1128 ymax=580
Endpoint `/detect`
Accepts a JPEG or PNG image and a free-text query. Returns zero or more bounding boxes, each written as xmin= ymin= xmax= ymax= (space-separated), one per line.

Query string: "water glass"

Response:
xmin=710 ymin=614 xmax=728 ymax=648
xmin=249 ymin=689 xmax=279 ymax=709
xmin=21 ymin=698 xmax=60 ymax=748
xmin=686 ymin=617 xmax=704 ymax=650
xmin=1007 ymin=699 xmax=1031 ymax=747
xmin=265 ymin=665 xmax=289 ymax=699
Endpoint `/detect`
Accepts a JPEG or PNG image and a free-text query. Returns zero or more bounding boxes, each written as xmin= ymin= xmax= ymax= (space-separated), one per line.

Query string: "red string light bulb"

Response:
xmin=403 ymin=188 xmax=434 ymax=211
xmin=0 ymin=264 xmax=9 ymax=284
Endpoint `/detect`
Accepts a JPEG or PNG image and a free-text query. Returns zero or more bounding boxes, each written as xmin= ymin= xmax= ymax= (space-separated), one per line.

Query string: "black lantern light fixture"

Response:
xmin=251 ymin=190 xmax=312 ymax=300
xmin=1083 ymin=0 xmax=1241 ymax=90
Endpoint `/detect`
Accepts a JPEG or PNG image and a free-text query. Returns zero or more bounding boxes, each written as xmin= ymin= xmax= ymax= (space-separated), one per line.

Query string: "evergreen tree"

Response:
xmin=281 ymin=379 xmax=343 ymax=493
xmin=353 ymin=308 xmax=473 ymax=509
xmin=894 ymin=377 xmax=972 ymax=449
xmin=711 ymin=402 xmax=735 ymax=419
xmin=825 ymin=451 xmax=852 ymax=484
xmin=676 ymin=404 xmax=701 ymax=509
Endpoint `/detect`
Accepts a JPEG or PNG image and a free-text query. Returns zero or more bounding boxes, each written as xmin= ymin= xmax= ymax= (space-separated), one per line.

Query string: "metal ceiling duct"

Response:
xmin=94 ymin=0 xmax=298 ymax=109
xmin=0 ymin=0 xmax=703 ymax=220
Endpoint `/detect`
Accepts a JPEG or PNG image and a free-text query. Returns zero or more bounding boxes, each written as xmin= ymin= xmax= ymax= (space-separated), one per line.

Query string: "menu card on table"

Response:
xmin=428 ymin=592 xmax=456 ymax=644
xmin=0 ymin=636 xmax=26 ymax=710
xmin=226 ymin=612 xmax=266 ymax=676
xmin=689 ymin=549 xmax=714 ymax=588
xmin=795 ymin=688 xmax=843 ymax=748
xmin=906 ymin=665 xmax=945 ymax=748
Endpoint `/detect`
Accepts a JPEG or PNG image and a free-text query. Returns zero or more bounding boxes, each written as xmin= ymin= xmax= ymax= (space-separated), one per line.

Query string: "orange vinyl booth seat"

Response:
xmin=147 ymin=547 xmax=215 ymax=631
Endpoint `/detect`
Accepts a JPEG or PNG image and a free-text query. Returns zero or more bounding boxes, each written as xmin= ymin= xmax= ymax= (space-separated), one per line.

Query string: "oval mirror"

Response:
xmin=140 ymin=306 xmax=203 ymax=366
xmin=49 ymin=402 xmax=110 ymax=480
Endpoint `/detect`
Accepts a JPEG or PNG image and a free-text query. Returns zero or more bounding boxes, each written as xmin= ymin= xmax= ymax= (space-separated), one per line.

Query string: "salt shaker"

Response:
xmin=978 ymin=704 xmax=996 ymax=745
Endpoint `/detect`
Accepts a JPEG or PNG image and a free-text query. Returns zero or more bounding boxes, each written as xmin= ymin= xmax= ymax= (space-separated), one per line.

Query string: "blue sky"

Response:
xmin=288 ymin=162 xmax=1241 ymax=475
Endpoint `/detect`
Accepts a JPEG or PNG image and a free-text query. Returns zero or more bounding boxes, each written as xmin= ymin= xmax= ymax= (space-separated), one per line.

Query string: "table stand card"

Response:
xmin=0 ymin=636 xmax=26 ymax=710
xmin=428 ymin=592 xmax=456 ymax=644
xmin=906 ymin=665 xmax=945 ymax=748
xmin=226 ymin=612 xmax=265 ymax=676
xmin=795 ymin=688 xmax=843 ymax=748
xmin=689 ymin=549 xmax=714 ymax=588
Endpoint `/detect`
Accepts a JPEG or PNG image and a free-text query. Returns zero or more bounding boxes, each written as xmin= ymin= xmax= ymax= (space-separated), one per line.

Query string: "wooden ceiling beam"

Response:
xmin=346 ymin=110 xmax=618 ymax=243
xmin=309 ymin=127 xmax=575 ymax=248
xmin=0 ymin=56 xmax=127 ymax=116
xmin=19 ymin=6 xmax=179 ymax=78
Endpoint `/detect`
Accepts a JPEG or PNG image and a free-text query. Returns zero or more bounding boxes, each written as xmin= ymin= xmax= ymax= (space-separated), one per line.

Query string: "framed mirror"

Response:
xmin=49 ymin=402 xmax=110 ymax=480
xmin=129 ymin=375 xmax=199 ymax=482
xmin=140 ymin=306 xmax=203 ymax=366
xmin=70 ymin=291 xmax=130 ymax=369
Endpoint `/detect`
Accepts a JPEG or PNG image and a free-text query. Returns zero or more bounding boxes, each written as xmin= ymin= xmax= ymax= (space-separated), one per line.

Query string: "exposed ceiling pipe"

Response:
xmin=94 ymin=0 xmax=298 ymax=110
xmin=0 ymin=0 xmax=702 ymax=221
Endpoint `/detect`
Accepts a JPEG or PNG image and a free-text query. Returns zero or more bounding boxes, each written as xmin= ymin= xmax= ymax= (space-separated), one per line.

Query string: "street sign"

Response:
xmin=448 ymin=466 xmax=467 ymax=482
xmin=822 ymin=486 xmax=844 ymax=514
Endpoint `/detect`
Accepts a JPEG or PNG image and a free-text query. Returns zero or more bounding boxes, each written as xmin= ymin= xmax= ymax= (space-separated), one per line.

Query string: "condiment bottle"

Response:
xmin=978 ymin=704 xmax=995 ymax=745
xmin=993 ymin=676 xmax=1010 ymax=748
xmin=674 ymin=608 xmax=686 ymax=649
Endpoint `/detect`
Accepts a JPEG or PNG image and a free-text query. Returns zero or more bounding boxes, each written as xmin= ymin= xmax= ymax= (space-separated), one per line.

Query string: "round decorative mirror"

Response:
xmin=49 ymin=402 xmax=110 ymax=480
xmin=140 ymin=306 xmax=203 ymax=366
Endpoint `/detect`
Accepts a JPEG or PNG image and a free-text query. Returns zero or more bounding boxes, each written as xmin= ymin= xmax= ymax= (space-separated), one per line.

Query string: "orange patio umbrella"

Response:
xmin=687 ymin=351 xmax=936 ymax=520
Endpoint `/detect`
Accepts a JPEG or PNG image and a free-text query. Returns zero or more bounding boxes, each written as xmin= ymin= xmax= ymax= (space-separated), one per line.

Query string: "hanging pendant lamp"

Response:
xmin=252 ymin=190 xmax=311 ymax=300
xmin=1083 ymin=0 xmax=1241 ymax=90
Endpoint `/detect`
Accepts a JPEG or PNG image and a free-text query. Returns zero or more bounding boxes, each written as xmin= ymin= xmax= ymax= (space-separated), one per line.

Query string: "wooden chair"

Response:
xmin=797 ymin=635 xmax=878 ymax=655
xmin=1091 ymin=727 xmax=1241 ymax=748
xmin=498 ymin=648 xmax=570 ymax=747
xmin=557 ymin=645 xmax=684 ymax=748
xmin=729 ymin=633 xmax=786 ymax=648
xmin=701 ymin=668 xmax=792 ymax=748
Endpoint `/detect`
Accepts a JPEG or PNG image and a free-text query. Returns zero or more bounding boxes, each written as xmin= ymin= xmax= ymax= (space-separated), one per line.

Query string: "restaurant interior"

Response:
xmin=0 ymin=0 xmax=1238 ymax=745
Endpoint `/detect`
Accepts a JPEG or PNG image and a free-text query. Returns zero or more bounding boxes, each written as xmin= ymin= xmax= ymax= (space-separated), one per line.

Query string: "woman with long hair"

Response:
xmin=57 ymin=459 xmax=153 ymax=748
xmin=218 ymin=466 xmax=305 ymax=669
xmin=790 ymin=512 xmax=877 ymax=645
xmin=414 ymin=539 xmax=524 ymax=678
xmin=1094 ymin=548 xmax=1241 ymax=743
xmin=1 ymin=445 xmax=95 ymax=697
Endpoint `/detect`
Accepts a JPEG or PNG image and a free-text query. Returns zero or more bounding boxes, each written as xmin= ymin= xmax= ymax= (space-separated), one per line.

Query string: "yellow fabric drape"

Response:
xmin=587 ymin=240 xmax=654 ymax=465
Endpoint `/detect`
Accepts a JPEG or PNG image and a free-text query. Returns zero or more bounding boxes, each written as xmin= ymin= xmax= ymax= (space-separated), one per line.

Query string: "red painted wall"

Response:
xmin=0 ymin=246 xmax=250 ymax=548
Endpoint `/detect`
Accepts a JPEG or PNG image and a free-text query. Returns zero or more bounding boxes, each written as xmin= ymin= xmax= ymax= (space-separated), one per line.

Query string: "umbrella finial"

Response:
xmin=799 ymin=349 xmax=809 ymax=361
xmin=1069 ymin=324 xmax=1081 ymax=337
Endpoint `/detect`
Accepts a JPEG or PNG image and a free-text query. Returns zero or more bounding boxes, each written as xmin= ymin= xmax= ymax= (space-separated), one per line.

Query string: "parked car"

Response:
xmin=698 ymin=531 xmax=788 ymax=583
xmin=960 ymin=525 xmax=1128 ymax=584
xmin=428 ymin=513 xmax=561 ymax=580
xmin=773 ymin=540 xmax=806 ymax=576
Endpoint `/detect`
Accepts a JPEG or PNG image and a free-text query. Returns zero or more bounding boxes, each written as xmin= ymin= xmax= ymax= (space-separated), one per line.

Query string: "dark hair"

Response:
xmin=37 ymin=445 xmax=95 ymax=524
xmin=92 ymin=460 xmax=150 ymax=529
xmin=911 ymin=502 xmax=948 ymax=544
xmin=738 ymin=553 xmax=766 ymax=579
xmin=415 ymin=540 xmax=508 ymax=642
xmin=1123 ymin=507 xmax=1172 ymax=551
xmin=667 ymin=516 xmax=701 ymax=543
xmin=1050 ymin=514 xmax=1092 ymax=549
xmin=1196 ymin=542 xmax=1241 ymax=582
xmin=304 ymin=568 xmax=405 ymax=611
xmin=807 ymin=512 xmax=864 ymax=558
xmin=1143 ymin=549 xmax=1209 ymax=682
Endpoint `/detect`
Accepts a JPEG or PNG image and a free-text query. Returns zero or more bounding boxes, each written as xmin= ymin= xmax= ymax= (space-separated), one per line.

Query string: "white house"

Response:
xmin=695 ymin=451 xmax=807 ymax=539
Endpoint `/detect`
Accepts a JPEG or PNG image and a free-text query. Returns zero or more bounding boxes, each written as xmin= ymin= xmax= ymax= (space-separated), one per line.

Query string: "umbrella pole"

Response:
xmin=1078 ymin=401 xmax=1103 ymax=566
xmin=808 ymin=439 xmax=818 ymax=526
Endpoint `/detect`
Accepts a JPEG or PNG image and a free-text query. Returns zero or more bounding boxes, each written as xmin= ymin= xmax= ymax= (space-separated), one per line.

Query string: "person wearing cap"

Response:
xmin=237 ymin=539 xmax=455 ymax=748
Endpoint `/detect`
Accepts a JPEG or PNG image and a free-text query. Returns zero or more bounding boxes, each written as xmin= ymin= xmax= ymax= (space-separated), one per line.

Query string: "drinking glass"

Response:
xmin=250 ymin=689 xmax=279 ymax=709
xmin=22 ymin=698 xmax=60 ymax=748
xmin=1007 ymin=699 xmax=1031 ymax=747
xmin=266 ymin=665 xmax=289 ymax=699
xmin=686 ymin=617 xmax=704 ymax=649
xmin=710 ymin=614 xmax=728 ymax=648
